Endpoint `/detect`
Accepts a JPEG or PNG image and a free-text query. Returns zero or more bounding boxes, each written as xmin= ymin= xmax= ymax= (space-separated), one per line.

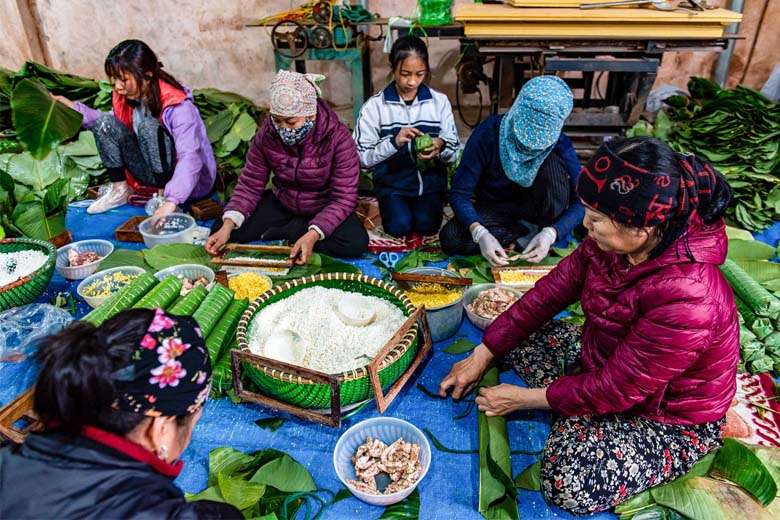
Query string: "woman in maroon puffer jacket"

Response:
xmin=439 ymin=137 xmax=739 ymax=514
xmin=206 ymin=70 xmax=368 ymax=263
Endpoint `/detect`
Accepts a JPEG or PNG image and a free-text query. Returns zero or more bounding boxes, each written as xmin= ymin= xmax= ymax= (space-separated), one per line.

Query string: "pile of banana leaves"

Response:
xmin=628 ymin=77 xmax=780 ymax=231
xmin=195 ymin=88 xmax=267 ymax=200
xmin=0 ymin=62 xmax=267 ymax=200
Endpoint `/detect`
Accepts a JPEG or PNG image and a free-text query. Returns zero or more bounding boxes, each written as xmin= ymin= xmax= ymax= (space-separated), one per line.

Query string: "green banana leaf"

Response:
xmin=478 ymin=367 xmax=519 ymax=520
xmin=711 ymin=439 xmax=777 ymax=506
xmin=728 ymin=239 xmax=776 ymax=262
xmin=651 ymin=476 xmax=776 ymax=520
xmin=11 ymin=79 xmax=82 ymax=159
xmin=10 ymin=190 xmax=66 ymax=240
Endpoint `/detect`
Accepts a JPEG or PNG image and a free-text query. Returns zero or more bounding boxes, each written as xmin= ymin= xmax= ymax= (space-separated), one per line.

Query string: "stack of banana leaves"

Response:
xmin=628 ymin=77 xmax=780 ymax=231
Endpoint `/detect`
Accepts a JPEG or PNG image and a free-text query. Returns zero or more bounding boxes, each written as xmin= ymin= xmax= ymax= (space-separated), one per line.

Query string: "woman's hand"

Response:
xmin=290 ymin=229 xmax=319 ymax=265
xmin=205 ymin=221 xmax=234 ymax=255
xmin=476 ymin=385 xmax=550 ymax=416
xmin=418 ymin=137 xmax=444 ymax=161
xmin=52 ymin=94 xmax=75 ymax=109
xmin=152 ymin=201 xmax=177 ymax=226
xmin=438 ymin=343 xmax=494 ymax=400
xmin=394 ymin=127 xmax=423 ymax=148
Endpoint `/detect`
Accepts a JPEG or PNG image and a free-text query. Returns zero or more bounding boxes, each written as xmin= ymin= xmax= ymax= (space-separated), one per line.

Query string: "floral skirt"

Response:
xmin=504 ymin=321 xmax=723 ymax=514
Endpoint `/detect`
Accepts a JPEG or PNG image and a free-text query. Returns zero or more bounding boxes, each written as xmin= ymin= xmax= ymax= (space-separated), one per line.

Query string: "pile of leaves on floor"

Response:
xmin=0 ymin=62 xmax=267 ymax=241
xmin=628 ymin=77 xmax=780 ymax=231
xmin=186 ymin=447 xmax=343 ymax=518
xmin=187 ymin=446 xmax=420 ymax=519
xmin=515 ymin=438 xmax=780 ymax=520
xmin=0 ymin=75 xmax=93 ymax=241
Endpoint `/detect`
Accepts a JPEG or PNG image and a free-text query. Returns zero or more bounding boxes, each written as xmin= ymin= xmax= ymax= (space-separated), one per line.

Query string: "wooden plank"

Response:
xmin=211 ymin=243 xmax=295 ymax=268
xmin=0 ymin=388 xmax=42 ymax=444
xmin=13 ymin=0 xmax=51 ymax=65
xmin=391 ymin=272 xmax=473 ymax=287
xmin=115 ymin=216 xmax=146 ymax=243
xmin=369 ymin=308 xmax=432 ymax=414
xmin=508 ymin=0 xmax=614 ymax=5
xmin=463 ymin=21 xmax=729 ymax=39
xmin=190 ymin=199 xmax=223 ymax=221
xmin=49 ymin=230 xmax=72 ymax=248
xmin=231 ymin=350 xmax=342 ymax=427
xmin=223 ymin=244 xmax=293 ymax=255
xmin=455 ymin=5 xmax=742 ymax=23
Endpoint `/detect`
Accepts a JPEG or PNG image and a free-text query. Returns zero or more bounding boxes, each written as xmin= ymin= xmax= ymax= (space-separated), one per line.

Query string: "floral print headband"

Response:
xmin=112 ymin=309 xmax=211 ymax=417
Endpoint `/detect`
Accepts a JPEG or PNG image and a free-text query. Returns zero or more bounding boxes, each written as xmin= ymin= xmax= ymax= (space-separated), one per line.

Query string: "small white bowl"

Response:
xmin=333 ymin=417 xmax=431 ymax=506
xmin=56 ymin=239 xmax=115 ymax=280
xmin=153 ymin=264 xmax=215 ymax=287
xmin=138 ymin=212 xmax=196 ymax=248
xmin=77 ymin=266 xmax=147 ymax=308
xmin=463 ymin=283 xmax=524 ymax=330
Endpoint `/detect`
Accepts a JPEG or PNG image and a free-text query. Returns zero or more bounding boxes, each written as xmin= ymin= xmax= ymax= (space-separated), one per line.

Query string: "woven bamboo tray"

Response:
xmin=233 ymin=273 xmax=432 ymax=427
xmin=0 ymin=238 xmax=57 ymax=312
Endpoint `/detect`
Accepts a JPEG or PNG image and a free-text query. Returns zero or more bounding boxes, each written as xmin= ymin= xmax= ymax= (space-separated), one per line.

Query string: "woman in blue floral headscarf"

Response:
xmin=0 ymin=308 xmax=240 ymax=519
xmin=439 ymin=76 xmax=583 ymax=265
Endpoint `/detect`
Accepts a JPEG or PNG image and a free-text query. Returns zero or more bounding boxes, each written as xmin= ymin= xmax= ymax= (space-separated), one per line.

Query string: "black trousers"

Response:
xmin=213 ymin=191 xmax=368 ymax=258
xmin=439 ymin=154 xmax=570 ymax=256
xmin=378 ymin=192 xmax=445 ymax=238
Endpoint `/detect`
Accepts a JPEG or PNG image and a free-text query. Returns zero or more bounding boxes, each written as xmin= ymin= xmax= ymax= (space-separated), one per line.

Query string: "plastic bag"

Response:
xmin=417 ymin=0 xmax=453 ymax=26
xmin=0 ymin=304 xmax=74 ymax=362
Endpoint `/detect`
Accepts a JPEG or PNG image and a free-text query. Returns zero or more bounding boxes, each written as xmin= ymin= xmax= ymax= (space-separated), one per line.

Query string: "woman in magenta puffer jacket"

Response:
xmin=206 ymin=70 xmax=368 ymax=263
xmin=439 ymin=137 xmax=738 ymax=514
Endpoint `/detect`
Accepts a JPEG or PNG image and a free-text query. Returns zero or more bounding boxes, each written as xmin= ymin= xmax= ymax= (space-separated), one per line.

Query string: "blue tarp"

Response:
xmin=5 ymin=202 xmax=780 ymax=519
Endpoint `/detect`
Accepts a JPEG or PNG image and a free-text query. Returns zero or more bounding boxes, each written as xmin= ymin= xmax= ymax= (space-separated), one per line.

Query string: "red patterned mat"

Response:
xmin=722 ymin=372 xmax=780 ymax=447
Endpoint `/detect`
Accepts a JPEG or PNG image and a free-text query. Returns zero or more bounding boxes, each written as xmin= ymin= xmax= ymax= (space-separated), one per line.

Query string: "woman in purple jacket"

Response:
xmin=440 ymin=138 xmax=737 ymax=514
xmin=56 ymin=40 xmax=216 ymax=220
xmin=206 ymin=70 xmax=368 ymax=264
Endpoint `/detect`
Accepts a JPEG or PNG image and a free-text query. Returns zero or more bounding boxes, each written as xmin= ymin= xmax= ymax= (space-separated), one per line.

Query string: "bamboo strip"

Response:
xmin=454 ymin=5 xmax=742 ymax=23
xmin=463 ymin=21 xmax=729 ymax=38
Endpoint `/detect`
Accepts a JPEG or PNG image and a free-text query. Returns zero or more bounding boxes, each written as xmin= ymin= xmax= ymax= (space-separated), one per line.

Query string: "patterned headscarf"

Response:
xmin=112 ymin=309 xmax=211 ymax=417
xmin=270 ymin=70 xmax=325 ymax=118
xmin=499 ymin=76 xmax=573 ymax=187
xmin=577 ymin=141 xmax=724 ymax=228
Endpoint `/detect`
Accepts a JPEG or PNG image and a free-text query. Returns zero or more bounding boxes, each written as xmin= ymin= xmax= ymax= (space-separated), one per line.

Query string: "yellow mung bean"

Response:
xmin=403 ymin=283 xmax=462 ymax=309
xmin=228 ymin=272 xmax=271 ymax=300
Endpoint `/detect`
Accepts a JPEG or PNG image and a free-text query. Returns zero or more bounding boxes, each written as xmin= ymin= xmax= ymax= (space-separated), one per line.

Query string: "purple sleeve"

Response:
xmin=224 ymin=129 xmax=269 ymax=218
xmin=483 ymin=242 xmax=587 ymax=358
xmin=73 ymin=102 xmax=104 ymax=129
xmin=546 ymin=285 xmax=712 ymax=417
xmin=162 ymin=102 xmax=205 ymax=205
xmin=308 ymin=126 xmax=359 ymax=237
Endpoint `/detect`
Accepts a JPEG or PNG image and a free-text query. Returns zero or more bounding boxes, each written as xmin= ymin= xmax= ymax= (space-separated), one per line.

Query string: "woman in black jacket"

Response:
xmin=0 ymin=308 xmax=240 ymax=519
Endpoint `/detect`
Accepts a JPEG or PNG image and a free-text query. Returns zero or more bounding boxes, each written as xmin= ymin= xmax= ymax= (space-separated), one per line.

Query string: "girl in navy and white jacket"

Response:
xmin=353 ymin=36 xmax=460 ymax=238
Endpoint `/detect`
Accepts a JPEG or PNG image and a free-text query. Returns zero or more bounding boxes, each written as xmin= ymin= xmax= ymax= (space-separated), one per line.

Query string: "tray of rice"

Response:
xmin=0 ymin=238 xmax=57 ymax=312
xmin=235 ymin=273 xmax=427 ymax=411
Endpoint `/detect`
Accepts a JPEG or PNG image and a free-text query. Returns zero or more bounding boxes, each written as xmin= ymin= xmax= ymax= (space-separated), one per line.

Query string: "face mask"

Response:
xmin=274 ymin=119 xmax=314 ymax=146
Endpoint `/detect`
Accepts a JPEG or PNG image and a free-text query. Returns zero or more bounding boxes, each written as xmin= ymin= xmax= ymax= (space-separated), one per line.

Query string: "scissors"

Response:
xmin=378 ymin=251 xmax=401 ymax=270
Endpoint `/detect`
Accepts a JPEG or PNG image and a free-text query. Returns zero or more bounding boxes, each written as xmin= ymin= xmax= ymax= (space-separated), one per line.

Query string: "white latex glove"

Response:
xmin=472 ymin=224 xmax=508 ymax=267
xmin=519 ymin=227 xmax=557 ymax=263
